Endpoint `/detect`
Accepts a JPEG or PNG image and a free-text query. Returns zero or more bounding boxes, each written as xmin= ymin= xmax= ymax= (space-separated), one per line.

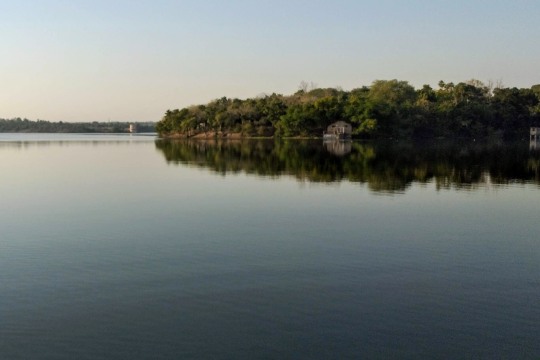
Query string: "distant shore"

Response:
xmin=156 ymin=80 xmax=540 ymax=140
xmin=0 ymin=118 xmax=156 ymax=133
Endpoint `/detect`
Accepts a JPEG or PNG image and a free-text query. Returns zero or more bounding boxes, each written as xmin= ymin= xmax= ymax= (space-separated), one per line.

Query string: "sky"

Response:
xmin=1 ymin=0 xmax=539 ymax=122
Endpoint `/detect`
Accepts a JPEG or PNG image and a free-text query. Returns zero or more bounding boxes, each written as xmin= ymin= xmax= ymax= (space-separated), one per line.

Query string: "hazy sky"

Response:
xmin=1 ymin=0 xmax=539 ymax=122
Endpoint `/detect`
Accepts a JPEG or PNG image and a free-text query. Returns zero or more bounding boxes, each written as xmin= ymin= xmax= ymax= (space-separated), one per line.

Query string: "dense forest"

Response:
xmin=156 ymin=80 xmax=540 ymax=139
xmin=0 ymin=118 xmax=155 ymax=133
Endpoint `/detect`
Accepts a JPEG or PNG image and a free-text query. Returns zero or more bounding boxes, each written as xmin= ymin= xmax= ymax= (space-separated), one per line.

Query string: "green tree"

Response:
xmin=367 ymin=79 xmax=417 ymax=136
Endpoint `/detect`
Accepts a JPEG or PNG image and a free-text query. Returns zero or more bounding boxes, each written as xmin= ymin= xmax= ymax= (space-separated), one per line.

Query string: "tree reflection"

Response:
xmin=155 ymin=139 xmax=540 ymax=193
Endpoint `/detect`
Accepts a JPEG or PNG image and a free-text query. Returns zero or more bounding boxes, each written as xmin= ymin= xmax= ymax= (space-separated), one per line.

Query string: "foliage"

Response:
xmin=156 ymin=80 xmax=540 ymax=139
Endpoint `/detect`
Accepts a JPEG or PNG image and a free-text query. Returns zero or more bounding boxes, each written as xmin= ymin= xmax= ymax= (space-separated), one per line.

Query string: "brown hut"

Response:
xmin=323 ymin=121 xmax=352 ymax=140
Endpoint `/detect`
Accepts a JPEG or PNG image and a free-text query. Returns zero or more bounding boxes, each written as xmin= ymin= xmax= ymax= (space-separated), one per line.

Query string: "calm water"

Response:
xmin=1 ymin=134 xmax=539 ymax=359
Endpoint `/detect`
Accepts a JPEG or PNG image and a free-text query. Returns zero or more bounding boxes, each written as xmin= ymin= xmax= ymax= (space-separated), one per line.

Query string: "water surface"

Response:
xmin=1 ymin=135 xmax=539 ymax=359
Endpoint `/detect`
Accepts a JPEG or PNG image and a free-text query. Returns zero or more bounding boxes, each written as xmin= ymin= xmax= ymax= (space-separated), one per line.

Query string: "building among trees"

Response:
xmin=323 ymin=121 xmax=352 ymax=140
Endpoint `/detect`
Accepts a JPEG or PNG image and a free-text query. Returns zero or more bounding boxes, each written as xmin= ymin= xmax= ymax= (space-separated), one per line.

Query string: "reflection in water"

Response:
xmin=0 ymin=141 xmax=144 ymax=149
xmin=155 ymin=139 xmax=540 ymax=193
xmin=0 ymin=134 xmax=157 ymax=149
xmin=323 ymin=139 xmax=352 ymax=156
xmin=531 ymin=137 xmax=540 ymax=151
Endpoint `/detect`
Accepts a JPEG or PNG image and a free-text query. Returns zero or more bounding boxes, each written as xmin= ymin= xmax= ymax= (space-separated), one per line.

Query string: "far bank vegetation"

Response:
xmin=156 ymin=80 xmax=540 ymax=140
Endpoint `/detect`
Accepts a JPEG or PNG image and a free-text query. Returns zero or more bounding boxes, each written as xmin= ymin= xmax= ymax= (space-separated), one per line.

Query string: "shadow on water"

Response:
xmin=155 ymin=138 xmax=540 ymax=193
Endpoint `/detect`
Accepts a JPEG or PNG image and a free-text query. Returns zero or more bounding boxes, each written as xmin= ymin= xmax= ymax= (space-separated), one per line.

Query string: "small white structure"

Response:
xmin=129 ymin=123 xmax=137 ymax=133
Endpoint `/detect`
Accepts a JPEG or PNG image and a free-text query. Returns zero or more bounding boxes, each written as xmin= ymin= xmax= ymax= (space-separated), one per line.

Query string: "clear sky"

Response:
xmin=1 ymin=0 xmax=539 ymax=122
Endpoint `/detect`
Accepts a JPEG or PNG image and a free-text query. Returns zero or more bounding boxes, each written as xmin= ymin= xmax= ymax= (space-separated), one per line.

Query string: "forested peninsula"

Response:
xmin=0 ymin=118 xmax=155 ymax=133
xmin=156 ymin=80 xmax=540 ymax=140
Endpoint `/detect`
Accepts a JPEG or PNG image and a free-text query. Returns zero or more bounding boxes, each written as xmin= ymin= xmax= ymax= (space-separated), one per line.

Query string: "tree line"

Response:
xmin=0 ymin=118 xmax=155 ymax=133
xmin=156 ymin=80 xmax=540 ymax=139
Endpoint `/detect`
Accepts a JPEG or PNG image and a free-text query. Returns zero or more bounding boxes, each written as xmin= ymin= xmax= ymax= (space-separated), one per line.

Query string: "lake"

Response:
xmin=1 ymin=134 xmax=539 ymax=359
